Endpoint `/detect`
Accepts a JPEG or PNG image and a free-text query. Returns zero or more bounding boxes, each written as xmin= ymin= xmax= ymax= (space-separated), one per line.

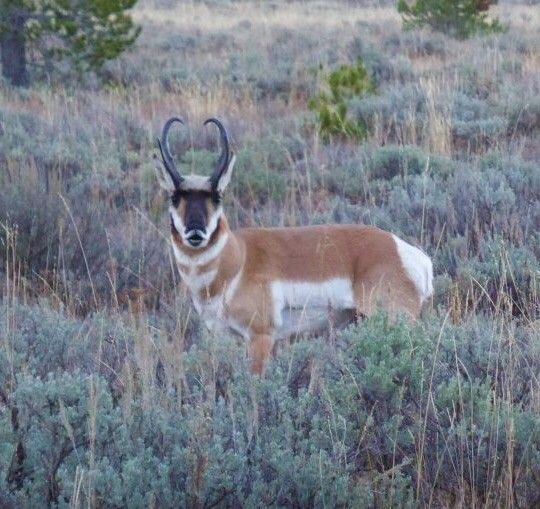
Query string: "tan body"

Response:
xmin=170 ymin=214 xmax=433 ymax=374
xmin=154 ymin=117 xmax=433 ymax=374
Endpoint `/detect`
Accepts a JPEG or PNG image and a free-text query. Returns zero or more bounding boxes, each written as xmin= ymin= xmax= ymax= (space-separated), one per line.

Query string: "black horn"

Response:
xmin=157 ymin=117 xmax=184 ymax=189
xmin=204 ymin=118 xmax=230 ymax=189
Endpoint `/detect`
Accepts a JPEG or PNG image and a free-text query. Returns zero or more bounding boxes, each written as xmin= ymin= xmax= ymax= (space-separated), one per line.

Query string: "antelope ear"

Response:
xmin=153 ymin=154 xmax=176 ymax=193
xmin=216 ymin=153 xmax=236 ymax=194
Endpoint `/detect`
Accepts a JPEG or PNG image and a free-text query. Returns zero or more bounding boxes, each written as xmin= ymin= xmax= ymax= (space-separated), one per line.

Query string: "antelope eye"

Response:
xmin=171 ymin=189 xmax=184 ymax=207
xmin=212 ymin=191 xmax=221 ymax=205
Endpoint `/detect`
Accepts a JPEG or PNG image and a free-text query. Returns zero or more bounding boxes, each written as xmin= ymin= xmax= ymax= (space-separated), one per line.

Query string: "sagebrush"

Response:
xmin=0 ymin=0 xmax=539 ymax=507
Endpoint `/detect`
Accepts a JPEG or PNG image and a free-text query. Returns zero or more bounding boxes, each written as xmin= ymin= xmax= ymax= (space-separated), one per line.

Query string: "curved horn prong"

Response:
xmin=204 ymin=118 xmax=230 ymax=189
xmin=157 ymin=117 xmax=184 ymax=188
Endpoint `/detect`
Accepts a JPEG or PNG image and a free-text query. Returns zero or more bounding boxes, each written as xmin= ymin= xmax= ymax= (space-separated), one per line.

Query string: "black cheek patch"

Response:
xmin=171 ymin=190 xmax=181 ymax=208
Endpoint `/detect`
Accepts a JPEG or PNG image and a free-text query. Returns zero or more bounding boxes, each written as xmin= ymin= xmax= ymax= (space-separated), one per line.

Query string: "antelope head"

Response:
xmin=154 ymin=117 xmax=236 ymax=249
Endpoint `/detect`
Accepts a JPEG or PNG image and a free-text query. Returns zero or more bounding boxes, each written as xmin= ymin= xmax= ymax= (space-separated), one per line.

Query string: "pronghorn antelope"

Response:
xmin=154 ymin=117 xmax=433 ymax=374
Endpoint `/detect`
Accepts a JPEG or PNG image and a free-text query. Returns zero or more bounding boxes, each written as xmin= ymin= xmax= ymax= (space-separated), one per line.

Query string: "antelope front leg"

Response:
xmin=248 ymin=334 xmax=274 ymax=375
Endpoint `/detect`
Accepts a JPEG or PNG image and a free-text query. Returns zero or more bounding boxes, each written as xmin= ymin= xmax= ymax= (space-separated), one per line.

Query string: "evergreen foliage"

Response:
xmin=397 ymin=0 xmax=504 ymax=39
xmin=0 ymin=0 xmax=140 ymax=85
xmin=309 ymin=60 xmax=376 ymax=141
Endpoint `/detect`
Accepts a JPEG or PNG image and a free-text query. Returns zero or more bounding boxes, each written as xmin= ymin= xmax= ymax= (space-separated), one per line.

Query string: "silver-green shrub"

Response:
xmin=1 ymin=306 xmax=539 ymax=507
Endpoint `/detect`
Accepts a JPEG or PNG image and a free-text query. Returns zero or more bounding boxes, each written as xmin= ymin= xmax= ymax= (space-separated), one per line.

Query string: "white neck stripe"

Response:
xmin=172 ymin=231 xmax=229 ymax=267
xmin=224 ymin=269 xmax=242 ymax=304
xmin=178 ymin=268 xmax=218 ymax=293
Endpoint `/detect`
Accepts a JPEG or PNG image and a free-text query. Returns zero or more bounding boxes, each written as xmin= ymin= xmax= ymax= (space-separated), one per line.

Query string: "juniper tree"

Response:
xmin=397 ymin=0 xmax=503 ymax=39
xmin=0 ymin=0 xmax=140 ymax=86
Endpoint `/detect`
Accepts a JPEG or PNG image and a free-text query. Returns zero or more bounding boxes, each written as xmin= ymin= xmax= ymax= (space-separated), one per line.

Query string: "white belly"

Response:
xmin=275 ymin=307 xmax=355 ymax=339
xmin=271 ymin=278 xmax=356 ymax=337
xmin=193 ymin=276 xmax=357 ymax=341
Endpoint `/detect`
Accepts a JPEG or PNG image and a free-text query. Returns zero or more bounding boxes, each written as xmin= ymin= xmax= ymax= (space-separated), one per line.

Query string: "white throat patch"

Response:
xmin=172 ymin=229 xmax=229 ymax=267
xmin=178 ymin=267 xmax=218 ymax=293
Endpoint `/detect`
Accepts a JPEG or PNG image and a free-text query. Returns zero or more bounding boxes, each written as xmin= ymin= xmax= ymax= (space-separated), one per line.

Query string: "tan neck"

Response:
xmin=212 ymin=215 xmax=245 ymax=274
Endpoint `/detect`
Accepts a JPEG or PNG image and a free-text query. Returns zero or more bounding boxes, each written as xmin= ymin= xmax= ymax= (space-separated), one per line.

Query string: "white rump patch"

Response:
xmin=271 ymin=278 xmax=355 ymax=327
xmin=392 ymin=234 xmax=433 ymax=303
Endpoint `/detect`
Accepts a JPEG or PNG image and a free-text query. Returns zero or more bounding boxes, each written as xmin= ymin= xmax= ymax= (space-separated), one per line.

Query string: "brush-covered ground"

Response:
xmin=0 ymin=0 xmax=539 ymax=507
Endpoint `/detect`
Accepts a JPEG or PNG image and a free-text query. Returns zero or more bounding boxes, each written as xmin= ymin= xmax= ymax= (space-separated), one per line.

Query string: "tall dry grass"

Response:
xmin=0 ymin=0 xmax=539 ymax=507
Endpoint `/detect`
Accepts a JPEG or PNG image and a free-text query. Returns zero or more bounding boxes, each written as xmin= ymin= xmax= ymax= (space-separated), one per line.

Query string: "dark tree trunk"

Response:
xmin=6 ymin=405 xmax=26 ymax=490
xmin=0 ymin=10 xmax=29 ymax=87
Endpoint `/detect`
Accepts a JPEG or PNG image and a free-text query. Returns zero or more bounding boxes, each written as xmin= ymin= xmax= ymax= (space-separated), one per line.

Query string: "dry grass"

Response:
xmin=1 ymin=0 xmax=539 ymax=506
xmin=134 ymin=1 xmax=401 ymax=31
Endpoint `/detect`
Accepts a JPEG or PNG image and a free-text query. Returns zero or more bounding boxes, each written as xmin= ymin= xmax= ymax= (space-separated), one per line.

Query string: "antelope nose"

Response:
xmin=185 ymin=227 xmax=206 ymax=247
xmin=185 ymin=226 xmax=205 ymax=235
